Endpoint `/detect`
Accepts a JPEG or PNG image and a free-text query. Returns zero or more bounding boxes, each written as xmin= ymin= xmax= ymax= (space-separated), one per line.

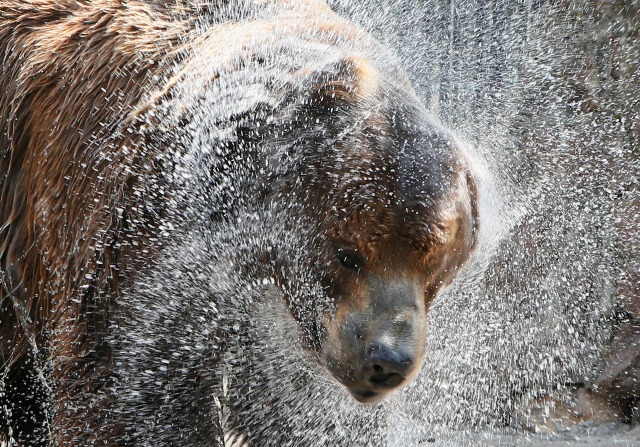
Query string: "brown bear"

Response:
xmin=0 ymin=0 xmax=478 ymax=445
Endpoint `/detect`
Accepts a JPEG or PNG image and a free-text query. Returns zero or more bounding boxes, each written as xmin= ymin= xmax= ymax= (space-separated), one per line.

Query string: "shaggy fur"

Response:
xmin=0 ymin=1 xmax=478 ymax=445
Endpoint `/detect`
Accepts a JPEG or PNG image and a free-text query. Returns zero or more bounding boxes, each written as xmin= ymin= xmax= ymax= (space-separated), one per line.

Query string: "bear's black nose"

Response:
xmin=363 ymin=344 xmax=413 ymax=389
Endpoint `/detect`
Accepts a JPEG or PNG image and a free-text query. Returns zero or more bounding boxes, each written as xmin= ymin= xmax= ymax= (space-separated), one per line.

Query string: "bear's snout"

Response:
xmin=363 ymin=342 xmax=414 ymax=388
xmin=323 ymin=276 xmax=428 ymax=404
xmin=347 ymin=322 xmax=424 ymax=404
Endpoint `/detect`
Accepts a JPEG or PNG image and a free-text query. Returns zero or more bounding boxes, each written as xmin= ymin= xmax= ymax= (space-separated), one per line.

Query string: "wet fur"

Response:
xmin=0 ymin=1 xmax=478 ymax=445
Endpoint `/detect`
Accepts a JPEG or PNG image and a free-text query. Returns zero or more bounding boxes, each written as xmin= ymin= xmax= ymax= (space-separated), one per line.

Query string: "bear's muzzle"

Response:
xmin=323 ymin=276 xmax=428 ymax=404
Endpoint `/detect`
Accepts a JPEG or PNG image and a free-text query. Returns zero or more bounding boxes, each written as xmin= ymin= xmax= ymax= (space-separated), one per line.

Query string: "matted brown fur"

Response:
xmin=0 ymin=2 xmax=195 ymax=443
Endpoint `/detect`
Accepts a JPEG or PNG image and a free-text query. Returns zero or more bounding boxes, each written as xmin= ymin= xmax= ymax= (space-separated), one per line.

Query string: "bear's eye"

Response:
xmin=337 ymin=250 xmax=365 ymax=271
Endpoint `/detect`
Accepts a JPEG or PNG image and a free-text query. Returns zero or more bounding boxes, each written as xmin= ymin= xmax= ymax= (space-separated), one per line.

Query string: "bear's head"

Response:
xmin=255 ymin=57 xmax=479 ymax=404
xmin=150 ymin=45 xmax=477 ymax=405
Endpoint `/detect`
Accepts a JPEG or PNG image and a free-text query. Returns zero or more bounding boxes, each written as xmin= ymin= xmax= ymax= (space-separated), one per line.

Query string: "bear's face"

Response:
xmin=316 ymin=161 xmax=476 ymax=404
xmin=320 ymin=225 xmax=434 ymax=404
xmin=267 ymin=78 xmax=479 ymax=404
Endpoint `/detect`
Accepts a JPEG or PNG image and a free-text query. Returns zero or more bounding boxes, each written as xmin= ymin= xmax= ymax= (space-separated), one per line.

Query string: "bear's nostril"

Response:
xmin=364 ymin=343 xmax=414 ymax=389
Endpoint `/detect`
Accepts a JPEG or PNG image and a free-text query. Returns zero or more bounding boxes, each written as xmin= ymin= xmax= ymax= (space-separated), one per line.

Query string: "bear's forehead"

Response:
xmin=327 ymin=128 xmax=456 ymax=208
xmin=322 ymin=182 xmax=447 ymax=255
xmin=333 ymin=94 xmax=457 ymax=198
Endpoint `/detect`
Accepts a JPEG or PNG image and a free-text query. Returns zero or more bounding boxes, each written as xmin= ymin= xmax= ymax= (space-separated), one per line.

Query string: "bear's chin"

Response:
xmin=348 ymin=388 xmax=389 ymax=405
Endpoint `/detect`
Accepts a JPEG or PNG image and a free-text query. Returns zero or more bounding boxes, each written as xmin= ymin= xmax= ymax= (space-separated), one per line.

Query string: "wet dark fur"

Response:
xmin=0 ymin=1 xmax=478 ymax=445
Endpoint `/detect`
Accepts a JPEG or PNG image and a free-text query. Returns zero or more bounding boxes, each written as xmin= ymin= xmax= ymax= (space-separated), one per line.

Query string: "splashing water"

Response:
xmin=1 ymin=1 xmax=638 ymax=447
xmin=332 ymin=0 xmax=639 ymax=443
xmin=196 ymin=0 xmax=638 ymax=444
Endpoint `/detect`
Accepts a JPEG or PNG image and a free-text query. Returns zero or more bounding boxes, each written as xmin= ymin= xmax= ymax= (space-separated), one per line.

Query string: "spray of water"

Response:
xmin=334 ymin=0 xmax=639 ymax=442
xmin=1 ymin=1 xmax=638 ymax=446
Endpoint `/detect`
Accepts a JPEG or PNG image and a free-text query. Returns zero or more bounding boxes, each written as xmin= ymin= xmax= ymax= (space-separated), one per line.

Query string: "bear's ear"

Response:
xmin=306 ymin=56 xmax=379 ymax=110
